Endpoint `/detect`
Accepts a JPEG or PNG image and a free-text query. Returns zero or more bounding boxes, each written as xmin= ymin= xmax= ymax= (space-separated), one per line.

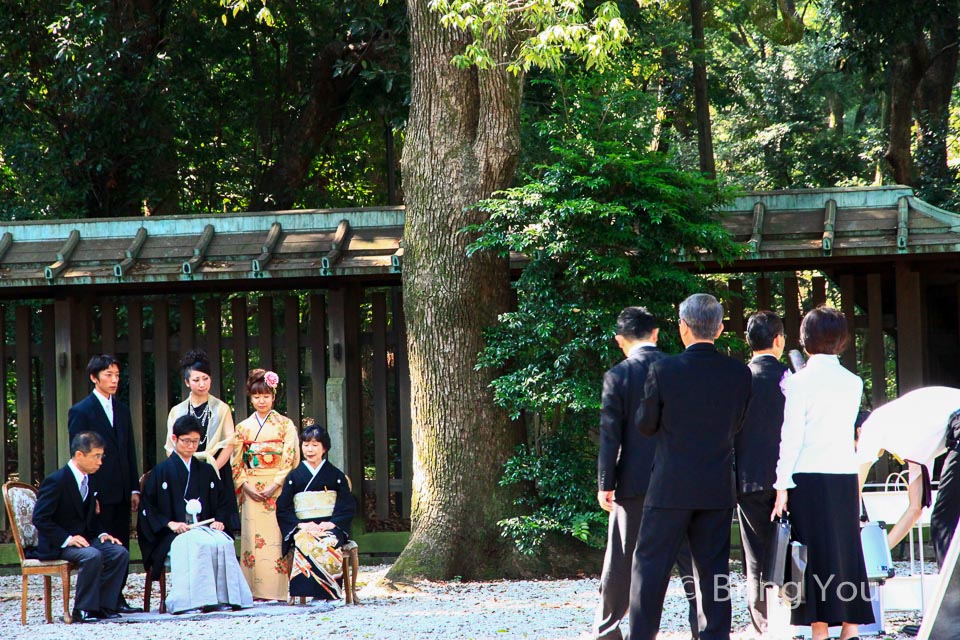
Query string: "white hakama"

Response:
xmin=166 ymin=526 xmax=253 ymax=613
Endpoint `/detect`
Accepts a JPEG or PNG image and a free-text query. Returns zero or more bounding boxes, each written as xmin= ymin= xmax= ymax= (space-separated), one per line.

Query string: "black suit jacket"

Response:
xmin=639 ymin=342 xmax=752 ymax=510
xmin=68 ymin=392 xmax=139 ymax=505
xmin=597 ymin=346 xmax=666 ymax=499
xmin=734 ymin=355 xmax=788 ymax=495
xmin=32 ymin=464 xmax=104 ymax=560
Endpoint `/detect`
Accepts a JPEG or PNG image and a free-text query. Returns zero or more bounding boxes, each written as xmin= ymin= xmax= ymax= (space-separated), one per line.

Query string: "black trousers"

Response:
xmin=594 ymin=496 xmax=700 ymax=640
xmin=98 ymin=498 xmax=132 ymax=597
xmin=932 ymin=447 xmax=960 ymax=570
xmin=736 ymin=490 xmax=776 ymax=634
xmin=60 ymin=540 xmax=129 ymax=613
xmin=628 ymin=507 xmax=733 ymax=640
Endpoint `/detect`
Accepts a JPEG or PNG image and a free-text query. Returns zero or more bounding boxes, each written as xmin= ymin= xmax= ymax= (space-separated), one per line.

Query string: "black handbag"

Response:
xmin=763 ymin=514 xmax=791 ymax=587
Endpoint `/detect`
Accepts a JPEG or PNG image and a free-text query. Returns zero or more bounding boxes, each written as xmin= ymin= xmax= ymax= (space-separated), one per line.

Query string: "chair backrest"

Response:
xmin=2 ymin=482 xmax=39 ymax=562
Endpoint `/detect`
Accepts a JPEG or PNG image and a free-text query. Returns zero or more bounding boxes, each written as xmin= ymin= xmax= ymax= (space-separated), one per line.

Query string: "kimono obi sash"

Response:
xmin=243 ymin=439 xmax=284 ymax=469
xmin=294 ymin=490 xmax=337 ymax=519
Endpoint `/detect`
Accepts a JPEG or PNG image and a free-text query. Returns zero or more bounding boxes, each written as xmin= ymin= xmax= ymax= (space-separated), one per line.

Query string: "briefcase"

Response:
xmin=764 ymin=515 xmax=791 ymax=587
xmin=784 ymin=540 xmax=808 ymax=605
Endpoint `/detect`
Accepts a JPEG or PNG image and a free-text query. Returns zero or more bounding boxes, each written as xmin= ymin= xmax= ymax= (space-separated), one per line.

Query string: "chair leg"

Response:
xmin=159 ymin=571 xmax=167 ymax=614
xmin=21 ymin=574 xmax=28 ymax=625
xmin=341 ymin=556 xmax=351 ymax=605
xmin=350 ymin=548 xmax=360 ymax=604
xmin=60 ymin=566 xmax=72 ymax=624
xmin=43 ymin=576 xmax=52 ymax=623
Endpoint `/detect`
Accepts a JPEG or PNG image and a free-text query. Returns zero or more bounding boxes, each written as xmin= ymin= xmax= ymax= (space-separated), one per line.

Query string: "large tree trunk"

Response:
xmin=387 ymin=0 xmax=526 ymax=580
xmin=689 ymin=0 xmax=716 ymax=178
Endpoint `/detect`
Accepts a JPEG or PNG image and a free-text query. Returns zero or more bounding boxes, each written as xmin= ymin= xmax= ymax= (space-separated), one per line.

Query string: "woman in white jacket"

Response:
xmin=771 ymin=306 xmax=873 ymax=640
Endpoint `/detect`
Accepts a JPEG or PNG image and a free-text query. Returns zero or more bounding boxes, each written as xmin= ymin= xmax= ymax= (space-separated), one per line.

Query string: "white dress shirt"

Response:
xmin=856 ymin=386 xmax=960 ymax=476
xmin=773 ymin=354 xmax=864 ymax=490
xmin=93 ymin=388 xmax=113 ymax=426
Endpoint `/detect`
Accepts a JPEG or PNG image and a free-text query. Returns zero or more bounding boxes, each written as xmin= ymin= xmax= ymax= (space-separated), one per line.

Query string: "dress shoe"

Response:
xmin=71 ymin=609 xmax=101 ymax=623
xmin=116 ymin=603 xmax=142 ymax=614
xmin=98 ymin=609 xmax=122 ymax=620
xmin=201 ymin=603 xmax=233 ymax=613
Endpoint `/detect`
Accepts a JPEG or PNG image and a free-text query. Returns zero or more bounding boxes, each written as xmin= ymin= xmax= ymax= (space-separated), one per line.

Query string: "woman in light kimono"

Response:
xmin=165 ymin=350 xmax=241 ymax=532
xmin=276 ymin=424 xmax=355 ymax=601
xmin=232 ymin=368 xmax=300 ymax=601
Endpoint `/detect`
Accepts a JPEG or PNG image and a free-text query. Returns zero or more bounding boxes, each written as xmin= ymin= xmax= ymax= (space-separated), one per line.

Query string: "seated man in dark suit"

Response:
xmin=32 ymin=431 xmax=130 ymax=623
xmin=735 ymin=311 xmax=787 ymax=636
xmin=629 ymin=293 xmax=752 ymax=640
xmin=593 ymin=306 xmax=699 ymax=640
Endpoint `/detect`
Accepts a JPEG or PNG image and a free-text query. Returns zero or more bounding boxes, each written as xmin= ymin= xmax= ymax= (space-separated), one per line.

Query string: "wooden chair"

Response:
xmin=2 ymin=481 xmax=74 ymax=625
xmin=139 ymin=471 xmax=168 ymax=613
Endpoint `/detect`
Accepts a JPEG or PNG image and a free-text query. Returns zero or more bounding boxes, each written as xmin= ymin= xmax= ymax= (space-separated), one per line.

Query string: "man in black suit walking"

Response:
xmin=67 ymin=354 xmax=140 ymax=613
xmin=594 ymin=307 xmax=700 ymax=640
xmin=32 ymin=431 xmax=129 ymax=623
xmin=735 ymin=311 xmax=787 ymax=635
xmin=628 ymin=294 xmax=752 ymax=640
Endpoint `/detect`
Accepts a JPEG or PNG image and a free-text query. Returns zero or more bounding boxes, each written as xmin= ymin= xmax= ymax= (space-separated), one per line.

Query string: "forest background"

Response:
xmin=1 ymin=0 xmax=958 ymax=580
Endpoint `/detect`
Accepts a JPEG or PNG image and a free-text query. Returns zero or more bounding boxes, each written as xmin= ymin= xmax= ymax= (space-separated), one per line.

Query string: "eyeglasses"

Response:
xmin=177 ymin=438 xmax=201 ymax=446
xmin=83 ymin=453 xmax=105 ymax=460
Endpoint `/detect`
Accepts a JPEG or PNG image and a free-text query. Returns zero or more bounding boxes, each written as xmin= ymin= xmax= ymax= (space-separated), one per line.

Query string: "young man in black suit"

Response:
xmin=67 ymin=354 xmax=141 ymax=613
xmin=594 ymin=307 xmax=699 ymax=640
xmin=628 ymin=293 xmax=752 ymax=640
xmin=735 ymin=311 xmax=787 ymax=636
xmin=32 ymin=431 xmax=129 ymax=623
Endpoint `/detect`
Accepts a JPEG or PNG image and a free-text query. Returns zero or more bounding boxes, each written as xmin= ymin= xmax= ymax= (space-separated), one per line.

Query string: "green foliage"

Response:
xmin=467 ymin=61 xmax=741 ymax=552
xmin=430 ymin=0 xmax=629 ymax=73
xmin=497 ymin=418 xmax=606 ymax=554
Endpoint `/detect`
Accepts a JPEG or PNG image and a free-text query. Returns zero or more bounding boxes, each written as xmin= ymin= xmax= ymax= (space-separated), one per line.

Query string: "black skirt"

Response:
xmin=788 ymin=473 xmax=875 ymax=626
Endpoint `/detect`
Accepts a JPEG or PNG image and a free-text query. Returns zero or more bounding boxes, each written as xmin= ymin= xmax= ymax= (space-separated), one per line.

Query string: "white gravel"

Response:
xmin=0 ymin=562 xmax=922 ymax=639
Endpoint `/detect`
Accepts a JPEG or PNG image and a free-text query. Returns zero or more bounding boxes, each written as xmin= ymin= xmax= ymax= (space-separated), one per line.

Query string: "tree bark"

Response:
xmin=689 ymin=0 xmax=716 ymax=178
xmin=386 ymin=0 xmax=527 ymax=580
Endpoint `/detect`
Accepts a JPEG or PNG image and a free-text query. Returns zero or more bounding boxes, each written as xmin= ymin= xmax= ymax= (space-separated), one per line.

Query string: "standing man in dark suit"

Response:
xmin=32 ymin=431 xmax=129 ymax=623
xmin=735 ymin=311 xmax=787 ymax=636
xmin=67 ymin=354 xmax=141 ymax=613
xmin=594 ymin=307 xmax=700 ymax=640
xmin=628 ymin=294 xmax=752 ymax=640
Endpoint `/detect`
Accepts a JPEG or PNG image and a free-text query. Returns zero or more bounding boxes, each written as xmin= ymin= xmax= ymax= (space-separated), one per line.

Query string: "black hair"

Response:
xmin=746 ymin=311 xmax=784 ymax=351
xmin=172 ymin=414 xmax=204 ymax=437
xmin=301 ymin=425 xmax=331 ymax=453
xmin=180 ymin=349 xmax=212 ymax=380
xmin=86 ymin=354 xmax=120 ymax=380
xmin=70 ymin=431 xmax=105 ymax=456
xmin=615 ymin=307 xmax=658 ymax=341
xmin=800 ymin=306 xmax=849 ymax=355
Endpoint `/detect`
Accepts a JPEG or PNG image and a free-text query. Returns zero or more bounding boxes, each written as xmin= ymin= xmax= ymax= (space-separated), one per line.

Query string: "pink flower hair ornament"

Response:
xmin=264 ymin=371 xmax=280 ymax=389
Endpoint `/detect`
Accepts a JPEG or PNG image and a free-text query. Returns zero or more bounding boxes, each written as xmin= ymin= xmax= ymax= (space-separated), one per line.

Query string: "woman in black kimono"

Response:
xmin=275 ymin=424 xmax=355 ymax=600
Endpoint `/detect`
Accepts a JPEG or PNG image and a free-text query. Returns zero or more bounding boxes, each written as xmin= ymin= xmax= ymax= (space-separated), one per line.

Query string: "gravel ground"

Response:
xmin=0 ymin=562 xmax=922 ymax=640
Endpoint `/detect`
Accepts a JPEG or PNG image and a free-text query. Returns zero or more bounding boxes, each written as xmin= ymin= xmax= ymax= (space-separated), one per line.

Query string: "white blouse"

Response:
xmin=773 ymin=354 xmax=864 ymax=490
